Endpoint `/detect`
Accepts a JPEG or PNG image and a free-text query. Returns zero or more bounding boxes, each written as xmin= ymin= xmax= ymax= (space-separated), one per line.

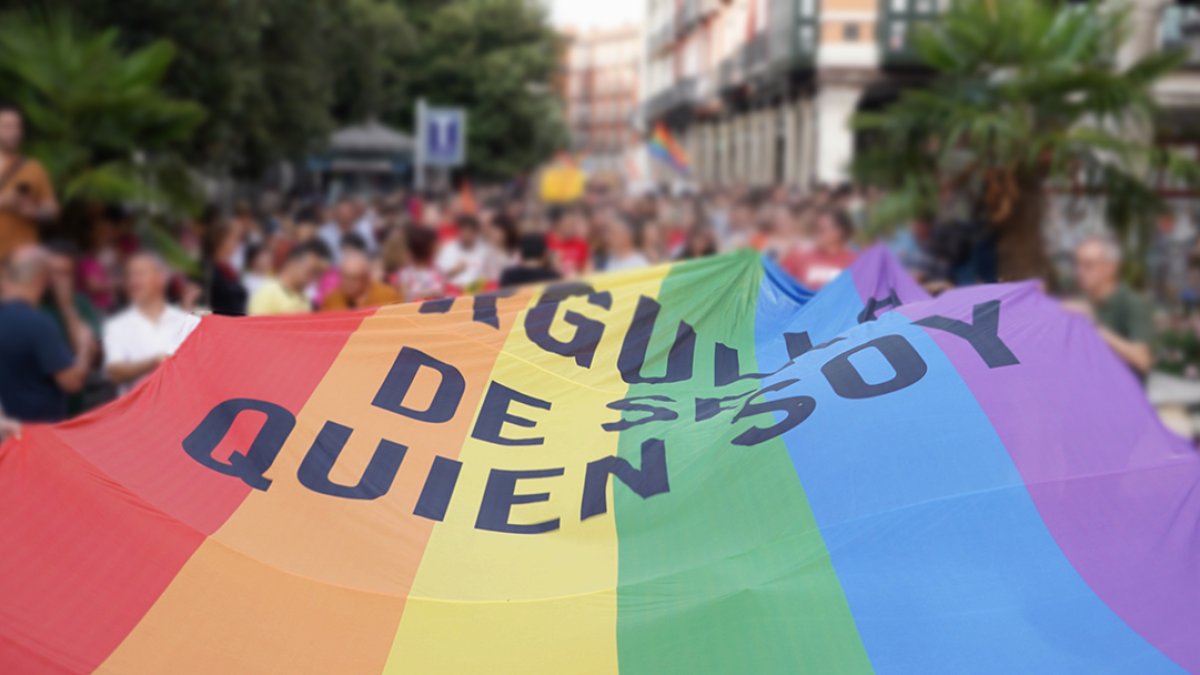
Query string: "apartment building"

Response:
xmin=639 ymin=0 xmax=1200 ymax=188
xmin=563 ymin=25 xmax=643 ymax=174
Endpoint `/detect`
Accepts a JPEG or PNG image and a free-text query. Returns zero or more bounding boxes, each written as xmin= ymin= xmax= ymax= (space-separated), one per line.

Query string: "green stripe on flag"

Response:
xmin=613 ymin=252 xmax=873 ymax=674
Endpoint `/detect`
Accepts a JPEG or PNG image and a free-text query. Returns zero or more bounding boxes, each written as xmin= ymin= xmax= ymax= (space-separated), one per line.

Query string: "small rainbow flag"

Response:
xmin=648 ymin=123 xmax=691 ymax=176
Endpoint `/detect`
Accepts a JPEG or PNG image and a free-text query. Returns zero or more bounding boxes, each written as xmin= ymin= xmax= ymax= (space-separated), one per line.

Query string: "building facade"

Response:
xmin=563 ymin=26 xmax=643 ymax=175
xmin=639 ymin=0 xmax=1200 ymax=188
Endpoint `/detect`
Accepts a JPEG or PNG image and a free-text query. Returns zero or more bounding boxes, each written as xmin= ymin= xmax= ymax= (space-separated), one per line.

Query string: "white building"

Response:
xmin=639 ymin=0 xmax=1200 ymax=189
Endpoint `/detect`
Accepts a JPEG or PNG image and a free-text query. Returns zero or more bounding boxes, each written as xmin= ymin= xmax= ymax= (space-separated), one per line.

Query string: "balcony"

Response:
xmin=880 ymin=0 xmax=940 ymax=68
xmin=677 ymin=0 xmax=721 ymax=38
xmin=645 ymin=24 xmax=675 ymax=57
xmin=878 ymin=1 xmax=1200 ymax=70
xmin=796 ymin=23 xmax=818 ymax=62
xmin=743 ymin=33 xmax=771 ymax=78
xmin=641 ymin=87 xmax=677 ymax=123
xmin=641 ymin=76 xmax=712 ymax=123
xmin=762 ymin=0 xmax=816 ymax=70
xmin=718 ymin=54 xmax=743 ymax=91
xmin=715 ymin=32 xmax=775 ymax=92
xmin=691 ymin=72 xmax=716 ymax=104
xmin=1162 ymin=5 xmax=1200 ymax=69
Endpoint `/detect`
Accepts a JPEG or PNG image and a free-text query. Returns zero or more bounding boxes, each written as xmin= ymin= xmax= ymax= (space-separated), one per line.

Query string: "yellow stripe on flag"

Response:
xmin=384 ymin=266 xmax=670 ymax=674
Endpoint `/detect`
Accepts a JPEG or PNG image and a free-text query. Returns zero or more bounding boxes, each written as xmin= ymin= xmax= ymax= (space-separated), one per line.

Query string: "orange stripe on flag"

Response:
xmin=101 ymin=293 xmax=531 ymax=673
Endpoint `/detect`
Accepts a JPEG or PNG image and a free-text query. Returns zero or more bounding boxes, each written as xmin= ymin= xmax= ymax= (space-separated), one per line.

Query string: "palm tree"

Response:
xmin=0 ymin=10 xmax=206 ymax=223
xmin=853 ymin=0 xmax=1198 ymax=282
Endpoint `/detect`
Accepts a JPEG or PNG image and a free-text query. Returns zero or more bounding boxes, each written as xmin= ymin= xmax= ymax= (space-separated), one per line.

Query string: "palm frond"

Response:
xmin=0 ymin=9 xmax=206 ymax=220
xmin=852 ymin=0 xmax=1194 ymax=240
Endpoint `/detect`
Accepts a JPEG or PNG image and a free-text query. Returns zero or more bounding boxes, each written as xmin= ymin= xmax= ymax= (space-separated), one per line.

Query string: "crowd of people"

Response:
xmin=0 ymin=102 xmax=1173 ymax=438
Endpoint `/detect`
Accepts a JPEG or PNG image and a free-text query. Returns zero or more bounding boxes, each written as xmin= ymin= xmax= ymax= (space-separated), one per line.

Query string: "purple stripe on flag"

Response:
xmin=851 ymin=244 xmax=929 ymax=314
xmin=902 ymin=283 xmax=1200 ymax=671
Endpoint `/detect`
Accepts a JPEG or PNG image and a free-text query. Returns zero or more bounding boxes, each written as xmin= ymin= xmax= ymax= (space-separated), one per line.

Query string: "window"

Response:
xmin=889 ymin=21 xmax=907 ymax=50
xmin=798 ymin=25 xmax=815 ymax=53
xmin=1161 ymin=6 xmax=1200 ymax=47
xmin=843 ymin=23 xmax=860 ymax=42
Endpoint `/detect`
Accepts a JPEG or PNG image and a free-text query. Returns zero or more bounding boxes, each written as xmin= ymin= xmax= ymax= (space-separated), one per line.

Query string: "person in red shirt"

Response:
xmin=782 ymin=208 xmax=857 ymax=290
xmin=420 ymin=201 xmax=458 ymax=244
xmin=545 ymin=207 xmax=590 ymax=278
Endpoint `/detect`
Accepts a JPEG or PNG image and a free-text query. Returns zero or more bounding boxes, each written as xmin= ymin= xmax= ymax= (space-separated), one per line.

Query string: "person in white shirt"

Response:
xmin=103 ymin=253 xmax=200 ymax=395
xmin=603 ymin=217 xmax=649 ymax=273
xmin=436 ymin=215 xmax=494 ymax=290
xmin=318 ymin=199 xmax=375 ymax=262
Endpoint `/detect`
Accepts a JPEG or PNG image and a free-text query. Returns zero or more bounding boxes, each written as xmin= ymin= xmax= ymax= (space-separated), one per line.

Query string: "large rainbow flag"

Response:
xmin=2 ymin=248 xmax=1198 ymax=673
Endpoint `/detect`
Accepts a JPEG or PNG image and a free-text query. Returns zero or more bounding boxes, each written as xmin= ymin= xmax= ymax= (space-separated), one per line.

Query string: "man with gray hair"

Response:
xmin=0 ymin=245 xmax=94 ymax=421
xmin=1068 ymin=233 xmax=1154 ymax=378
xmin=103 ymin=251 xmax=199 ymax=395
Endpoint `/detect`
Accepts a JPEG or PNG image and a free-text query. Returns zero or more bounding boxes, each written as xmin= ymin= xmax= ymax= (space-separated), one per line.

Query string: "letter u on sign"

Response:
xmin=428 ymin=119 xmax=457 ymax=155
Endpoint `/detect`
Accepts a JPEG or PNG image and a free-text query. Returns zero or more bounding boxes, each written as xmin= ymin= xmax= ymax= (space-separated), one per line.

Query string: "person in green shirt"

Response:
xmin=41 ymin=242 xmax=103 ymax=339
xmin=41 ymin=242 xmax=103 ymax=415
xmin=1067 ymin=234 xmax=1155 ymax=378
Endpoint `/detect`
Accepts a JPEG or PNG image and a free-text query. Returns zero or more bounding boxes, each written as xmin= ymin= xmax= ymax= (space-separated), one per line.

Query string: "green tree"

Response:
xmin=0 ymin=10 xmax=205 ymax=214
xmin=58 ymin=0 xmax=337 ymax=176
xmin=8 ymin=0 xmax=563 ymax=181
xmin=328 ymin=0 xmax=415 ymax=124
xmin=54 ymin=0 xmax=421 ymax=174
xmin=401 ymin=0 xmax=568 ymax=179
xmin=853 ymin=0 xmax=1198 ymax=282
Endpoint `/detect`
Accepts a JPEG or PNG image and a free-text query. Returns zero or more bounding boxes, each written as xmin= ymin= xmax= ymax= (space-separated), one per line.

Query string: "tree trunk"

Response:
xmin=995 ymin=176 xmax=1052 ymax=284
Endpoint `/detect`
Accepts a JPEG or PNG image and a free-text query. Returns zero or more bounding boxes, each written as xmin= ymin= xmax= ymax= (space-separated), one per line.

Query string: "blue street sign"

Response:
xmin=422 ymin=107 xmax=467 ymax=167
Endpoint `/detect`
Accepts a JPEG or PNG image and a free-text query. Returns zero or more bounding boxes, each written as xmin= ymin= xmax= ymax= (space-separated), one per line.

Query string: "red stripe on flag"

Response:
xmin=0 ymin=312 xmax=365 ymax=671
xmin=0 ymin=427 xmax=204 ymax=672
xmin=53 ymin=311 xmax=367 ymax=534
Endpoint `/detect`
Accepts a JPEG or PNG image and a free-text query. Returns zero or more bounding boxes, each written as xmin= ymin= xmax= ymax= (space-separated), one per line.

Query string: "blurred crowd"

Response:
xmin=0 ymin=170 xmax=887 ymax=431
xmin=0 ymin=103 xmax=1190 ymax=438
